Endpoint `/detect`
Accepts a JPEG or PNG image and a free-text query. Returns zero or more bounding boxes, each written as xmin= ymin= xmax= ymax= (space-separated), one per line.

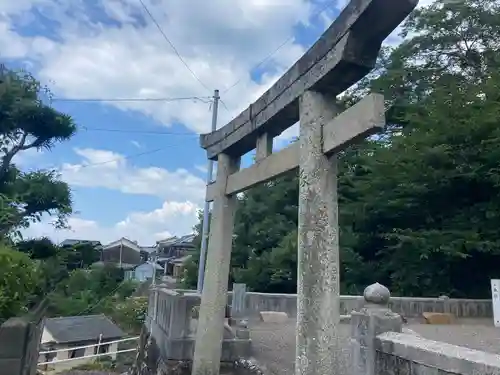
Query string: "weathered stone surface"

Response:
xmin=191 ymin=153 xmax=241 ymax=375
xmin=422 ymin=312 xmax=455 ymax=325
xmin=340 ymin=315 xmax=351 ymax=324
xmin=200 ymin=0 xmax=418 ymax=160
xmin=129 ymin=327 xmax=161 ymax=375
xmin=376 ymin=332 xmax=500 ymax=375
xmin=204 ymin=93 xmax=385 ymax=202
xmin=296 ymin=90 xmax=341 ymax=375
xmin=350 ymin=284 xmax=402 ymax=375
xmin=363 ymin=282 xmax=391 ymax=305
xmin=259 ymin=311 xmax=288 ymax=323
xmin=402 ymin=327 xmax=421 ymax=337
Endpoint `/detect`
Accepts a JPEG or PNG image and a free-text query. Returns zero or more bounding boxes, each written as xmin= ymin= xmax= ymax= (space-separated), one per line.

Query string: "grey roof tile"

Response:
xmin=44 ymin=314 xmax=125 ymax=343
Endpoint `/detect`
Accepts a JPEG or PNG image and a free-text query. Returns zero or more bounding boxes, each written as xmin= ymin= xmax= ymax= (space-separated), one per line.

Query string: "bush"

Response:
xmin=0 ymin=243 xmax=39 ymax=323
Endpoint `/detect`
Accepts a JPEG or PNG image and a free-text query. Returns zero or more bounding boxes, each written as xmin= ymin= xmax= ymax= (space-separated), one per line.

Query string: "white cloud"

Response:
xmin=60 ymin=147 xmax=206 ymax=202
xmin=23 ymin=200 xmax=199 ymax=246
xmin=0 ymin=0 xmax=317 ymax=139
xmin=18 ymin=146 xmax=205 ymax=244
xmin=12 ymin=148 xmax=44 ymax=168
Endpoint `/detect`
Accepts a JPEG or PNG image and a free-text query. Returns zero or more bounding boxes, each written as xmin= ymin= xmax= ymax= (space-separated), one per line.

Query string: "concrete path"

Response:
xmin=249 ymin=318 xmax=500 ymax=375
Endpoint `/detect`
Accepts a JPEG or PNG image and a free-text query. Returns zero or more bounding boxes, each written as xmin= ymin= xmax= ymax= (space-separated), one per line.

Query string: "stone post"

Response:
xmin=191 ymin=153 xmax=239 ymax=375
xmin=296 ymin=90 xmax=341 ymax=375
xmin=350 ymin=283 xmax=402 ymax=375
xmin=231 ymin=283 xmax=247 ymax=319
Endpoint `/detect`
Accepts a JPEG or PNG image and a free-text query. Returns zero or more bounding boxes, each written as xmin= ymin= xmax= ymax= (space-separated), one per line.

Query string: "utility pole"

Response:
xmin=151 ymin=253 xmax=158 ymax=334
xmin=197 ymin=89 xmax=220 ymax=293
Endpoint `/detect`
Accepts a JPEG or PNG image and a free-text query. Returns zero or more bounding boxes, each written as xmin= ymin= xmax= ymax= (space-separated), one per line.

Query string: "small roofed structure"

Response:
xmin=39 ymin=314 xmax=126 ymax=372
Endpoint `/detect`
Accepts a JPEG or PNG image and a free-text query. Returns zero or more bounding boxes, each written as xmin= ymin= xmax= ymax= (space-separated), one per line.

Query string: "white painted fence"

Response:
xmin=37 ymin=336 xmax=139 ymax=366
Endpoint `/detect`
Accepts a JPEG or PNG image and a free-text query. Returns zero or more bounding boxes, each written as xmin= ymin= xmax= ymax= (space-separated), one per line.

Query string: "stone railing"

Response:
xmin=145 ymin=285 xmax=251 ymax=362
xmin=175 ymin=289 xmax=492 ymax=319
xmin=351 ymin=283 xmax=500 ymax=375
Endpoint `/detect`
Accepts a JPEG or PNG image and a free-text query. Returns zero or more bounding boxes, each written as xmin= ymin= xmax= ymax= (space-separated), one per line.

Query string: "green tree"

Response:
xmin=0 ymin=243 xmax=39 ymax=322
xmin=48 ymin=265 xmax=134 ymax=317
xmin=0 ymin=65 xmax=76 ymax=236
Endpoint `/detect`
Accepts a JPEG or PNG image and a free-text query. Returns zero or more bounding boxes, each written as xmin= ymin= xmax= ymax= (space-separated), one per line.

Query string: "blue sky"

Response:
xmin=0 ymin=0 xmax=414 ymax=246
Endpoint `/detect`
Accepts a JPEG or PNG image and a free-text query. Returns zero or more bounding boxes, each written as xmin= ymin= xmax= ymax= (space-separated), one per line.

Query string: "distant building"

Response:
xmin=124 ymin=261 xmax=163 ymax=282
xmin=100 ymin=237 xmax=147 ymax=266
xmin=156 ymin=234 xmax=196 ymax=258
xmin=155 ymin=234 xmax=196 ymax=283
xmin=39 ymin=314 xmax=125 ymax=372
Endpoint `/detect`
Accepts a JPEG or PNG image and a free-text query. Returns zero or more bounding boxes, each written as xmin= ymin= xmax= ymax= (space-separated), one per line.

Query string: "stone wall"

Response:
xmin=175 ymin=289 xmax=492 ymax=318
xmin=375 ymin=332 xmax=500 ymax=374
xmin=0 ymin=298 xmax=48 ymax=375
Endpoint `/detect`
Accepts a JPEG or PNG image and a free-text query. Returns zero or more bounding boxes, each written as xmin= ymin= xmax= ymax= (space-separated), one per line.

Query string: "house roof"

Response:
xmin=102 ymin=237 xmax=142 ymax=252
xmin=156 ymin=236 xmax=179 ymax=246
xmin=173 ymin=234 xmax=196 ymax=246
xmin=44 ymin=314 xmax=125 ymax=344
xmin=157 ymin=234 xmax=195 ymax=248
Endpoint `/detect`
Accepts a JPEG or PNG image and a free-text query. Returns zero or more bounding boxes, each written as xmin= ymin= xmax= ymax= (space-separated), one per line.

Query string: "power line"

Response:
xmin=82 ymin=127 xmax=198 ymax=136
xmin=51 ymin=96 xmax=211 ymax=103
xmin=222 ymin=0 xmax=336 ymax=95
xmin=138 ymin=0 xmax=212 ymax=94
xmin=77 ymin=147 xmax=169 ymax=169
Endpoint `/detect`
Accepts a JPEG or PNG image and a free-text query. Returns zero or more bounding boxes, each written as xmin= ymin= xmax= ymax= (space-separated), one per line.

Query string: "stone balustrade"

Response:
xmin=145 ymin=285 xmax=251 ymax=363
xmin=351 ymin=283 xmax=500 ymax=375
xmin=175 ymin=289 xmax=492 ymax=319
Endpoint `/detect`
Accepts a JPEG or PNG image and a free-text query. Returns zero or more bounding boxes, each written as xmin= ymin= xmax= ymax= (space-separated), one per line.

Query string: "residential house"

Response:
xmin=124 ymin=261 xmax=163 ymax=282
xmin=156 ymin=234 xmax=195 ymax=258
xmin=38 ymin=314 xmax=125 ymax=372
xmin=141 ymin=246 xmax=157 ymax=260
xmin=169 ymin=254 xmax=193 ymax=278
xmin=155 ymin=234 xmax=196 ymax=282
xmin=100 ymin=237 xmax=145 ymax=267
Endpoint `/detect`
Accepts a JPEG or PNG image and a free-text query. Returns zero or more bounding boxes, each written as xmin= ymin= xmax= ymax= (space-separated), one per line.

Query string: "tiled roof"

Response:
xmin=156 ymin=236 xmax=179 ymax=246
xmin=44 ymin=314 xmax=125 ymax=344
xmin=102 ymin=237 xmax=142 ymax=252
xmin=158 ymin=234 xmax=195 ymax=247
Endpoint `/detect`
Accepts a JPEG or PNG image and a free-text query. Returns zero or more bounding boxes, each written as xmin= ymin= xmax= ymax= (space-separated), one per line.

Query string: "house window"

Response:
xmin=94 ymin=344 xmax=110 ymax=355
xmin=69 ymin=347 xmax=85 ymax=358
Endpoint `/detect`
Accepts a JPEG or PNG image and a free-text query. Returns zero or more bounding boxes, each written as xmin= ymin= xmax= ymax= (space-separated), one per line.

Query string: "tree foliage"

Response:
xmin=0 ymin=243 xmax=40 ymax=323
xmin=0 ymin=65 xmax=76 ymax=236
xmin=184 ymin=0 xmax=500 ymax=298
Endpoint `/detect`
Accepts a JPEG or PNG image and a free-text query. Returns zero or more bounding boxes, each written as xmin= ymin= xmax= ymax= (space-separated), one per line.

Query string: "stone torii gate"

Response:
xmin=192 ymin=1 xmax=417 ymax=375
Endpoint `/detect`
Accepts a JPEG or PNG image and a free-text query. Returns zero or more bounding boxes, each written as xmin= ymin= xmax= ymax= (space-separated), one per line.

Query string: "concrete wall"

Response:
xmin=175 ymin=289 xmax=492 ymax=318
xmin=375 ymin=332 xmax=500 ymax=375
